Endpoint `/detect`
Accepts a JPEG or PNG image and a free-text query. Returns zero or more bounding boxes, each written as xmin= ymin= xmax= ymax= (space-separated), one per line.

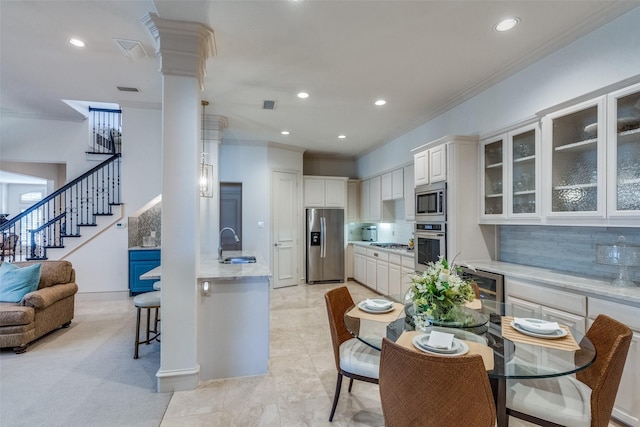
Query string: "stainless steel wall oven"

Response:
xmin=414 ymin=222 xmax=446 ymax=273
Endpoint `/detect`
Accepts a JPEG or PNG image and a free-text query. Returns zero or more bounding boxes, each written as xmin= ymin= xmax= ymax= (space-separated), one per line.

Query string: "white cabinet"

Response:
xmin=588 ymin=298 xmax=640 ymax=427
xmin=347 ymin=180 xmax=360 ymax=222
xmin=366 ymin=248 xmax=389 ymax=294
xmin=381 ymin=172 xmax=393 ymax=201
xmin=392 ymin=168 xmax=404 ymax=199
xmin=360 ymin=176 xmax=394 ymax=222
xmin=505 ymin=278 xmax=587 ymax=332
xmin=414 ymin=150 xmax=429 ymax=186
xmin=354 ymin=245 xmax=367 ymax=285
xmin=429 ymin=144 xmax=447 ymax=183
xmin=388 ymin=254 xmax=402 ymax=297
xmin=606 ymin=82 xmax=640 ymax=219
xmin=382 ymin=169 xmax=404 ymax=201
xmin=480 ymin=123 xmax=541 ymax=223
xmin=369 ymin=176 xmax=382 ymax=220
xmin=303 ymin=176 xmax=347 ymax=208
xmin=376 ymin=259 xmax=389 ymax=295
xmin=542 ymin=96 xmax=606 ymax=219
xmin=413 ymin=144 xmax=447 ymax=187
xmin=360 ymin=179 xmax=370 ymax=221
xmin=404 ymin=165 xmax=415 ymax=221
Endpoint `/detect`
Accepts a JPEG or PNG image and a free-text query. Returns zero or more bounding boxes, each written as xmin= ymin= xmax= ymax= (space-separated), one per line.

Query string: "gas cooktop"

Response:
xmin=369 ymin=242 xmax=411 ymax=250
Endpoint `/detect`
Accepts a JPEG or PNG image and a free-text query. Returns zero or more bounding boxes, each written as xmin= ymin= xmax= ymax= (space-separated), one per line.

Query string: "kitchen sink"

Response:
xmin=219 ymin=256 xmax=257 ymax=264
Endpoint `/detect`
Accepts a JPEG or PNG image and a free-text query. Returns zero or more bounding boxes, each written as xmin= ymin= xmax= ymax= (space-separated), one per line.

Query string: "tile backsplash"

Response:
xmin=128 ymin=202 xmax=162 ymax=248
xmin=499 ymin=225 xmax=640 ymax=284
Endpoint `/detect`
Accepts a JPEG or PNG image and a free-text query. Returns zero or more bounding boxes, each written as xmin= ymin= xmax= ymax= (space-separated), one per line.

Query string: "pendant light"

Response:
xmin=200 ymin=100 xmax=214 ymax=198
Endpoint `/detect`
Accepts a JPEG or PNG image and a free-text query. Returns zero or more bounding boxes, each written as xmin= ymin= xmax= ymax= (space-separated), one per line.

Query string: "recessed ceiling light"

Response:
xmin=495 ymin=17 xmax=520 ymax=32
xmin=297 ymin=92 xmax=309 ymax=99
xmin=375 ymin=100 xmax=386 ymax=106
xmin=338 ymin=135 xmax=346 ymax=139
xmin=281 ymin=131 xmax=290 ymax=135
xmin=69 ymin=38 xmax=86 ymax=48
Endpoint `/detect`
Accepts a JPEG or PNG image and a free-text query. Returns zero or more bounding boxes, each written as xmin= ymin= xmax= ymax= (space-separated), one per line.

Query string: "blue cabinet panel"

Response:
xmin=129 ymin=249 xmax=160 ymax=295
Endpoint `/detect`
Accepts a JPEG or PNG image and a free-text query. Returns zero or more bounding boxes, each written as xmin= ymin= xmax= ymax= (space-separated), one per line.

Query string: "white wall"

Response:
xmin=0 ymin=105 xmax=163 ymax=294
xmin=219 ymin=143 xmax=271 ymax=264
xmin=357 ymin=7 xmax=640 ymax=177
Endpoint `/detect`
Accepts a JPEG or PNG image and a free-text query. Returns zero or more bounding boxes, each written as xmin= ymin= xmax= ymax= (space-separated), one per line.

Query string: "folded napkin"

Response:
xmin=426 ymin=330 xmax=455 ymax=350
xmin=514 ymin=318 xmax=559 ymax=334
xmin=364 ymin=298 xmax=392 ymax=309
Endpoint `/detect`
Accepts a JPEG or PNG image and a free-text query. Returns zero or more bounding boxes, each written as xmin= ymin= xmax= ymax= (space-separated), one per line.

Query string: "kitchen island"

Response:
xmin=141 ymin=251 xmax=272 ymax=381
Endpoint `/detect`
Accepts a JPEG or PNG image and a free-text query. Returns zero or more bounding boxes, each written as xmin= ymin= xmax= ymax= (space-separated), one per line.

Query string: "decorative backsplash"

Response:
xmin=499 ymin=225 xmax=640 ymax=284
xmin=128 ymin=202 xmax=162 ymax=248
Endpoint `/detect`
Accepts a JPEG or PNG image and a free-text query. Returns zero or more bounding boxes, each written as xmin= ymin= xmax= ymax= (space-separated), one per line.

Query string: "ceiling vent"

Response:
xmin=117 ymin=86 xmax=140 ymax=92
xmin=114 ymin=38 xmax=147 ymax=61
xmin=263 ymin=100 xmax=276 ymax=110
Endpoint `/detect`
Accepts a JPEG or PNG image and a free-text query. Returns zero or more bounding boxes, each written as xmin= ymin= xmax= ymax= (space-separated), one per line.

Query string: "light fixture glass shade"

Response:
xmin=200 ymin=161 xmax=214 ymax=198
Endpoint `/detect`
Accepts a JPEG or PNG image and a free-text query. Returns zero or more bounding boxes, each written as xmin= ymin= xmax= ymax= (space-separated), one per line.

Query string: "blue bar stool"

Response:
xmin=133 ymin=291 xmax=161 ymax=359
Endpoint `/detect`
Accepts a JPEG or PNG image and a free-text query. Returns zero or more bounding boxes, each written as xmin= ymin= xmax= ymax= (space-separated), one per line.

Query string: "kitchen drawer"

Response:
xmin=506 ymin=278 xmax=586 ymax=316
xmin=588 ymin=298 xmax=640 ymax=331
xmin=354 ymin=245 xmax=367 ymax=256
xmin=367 ymin=248 xmax=389 ymax=262
xmin=388 ymin=253 xmax=401 ymax=265
xmin=402 ymin=255 xmax=414 ymax=269
xmin=129 ymin=249 xmax=161 ymax=261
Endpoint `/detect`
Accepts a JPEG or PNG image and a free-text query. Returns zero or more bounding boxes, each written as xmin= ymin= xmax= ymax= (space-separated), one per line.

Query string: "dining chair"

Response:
xmin=324 ymin=286 xmax=380 ymax=422
xmin=507 ymin=314 xmax=632 ymax=427
xmin=378 ymin=337 xmax=496 ymax=427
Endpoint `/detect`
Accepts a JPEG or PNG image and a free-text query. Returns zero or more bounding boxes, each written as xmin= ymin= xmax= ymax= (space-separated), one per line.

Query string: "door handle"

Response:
xmin=274 ymin=242 xmax=280 ymax=247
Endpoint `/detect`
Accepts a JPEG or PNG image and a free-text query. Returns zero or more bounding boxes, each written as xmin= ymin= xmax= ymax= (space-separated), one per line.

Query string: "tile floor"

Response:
xmin=159 ymin=280 xmax=626 ymax=427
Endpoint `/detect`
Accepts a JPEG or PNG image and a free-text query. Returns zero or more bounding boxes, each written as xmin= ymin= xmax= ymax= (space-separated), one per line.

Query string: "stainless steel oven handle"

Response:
xmin=415 ymin=232 xmax=445 ymax=238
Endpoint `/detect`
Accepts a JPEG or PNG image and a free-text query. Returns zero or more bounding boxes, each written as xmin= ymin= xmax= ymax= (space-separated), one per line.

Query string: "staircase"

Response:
xmin=0 ymin=154 xmax=122 ymax=262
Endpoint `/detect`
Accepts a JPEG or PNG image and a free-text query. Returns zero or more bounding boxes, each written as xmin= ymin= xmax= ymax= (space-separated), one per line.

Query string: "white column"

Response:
xmin=143 ymin=13 xmax=216 ymax=392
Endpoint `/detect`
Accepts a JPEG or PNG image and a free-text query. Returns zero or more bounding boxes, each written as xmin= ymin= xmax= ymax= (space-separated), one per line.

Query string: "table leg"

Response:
xmin=490 ymin=377 xmax=508 ymax=427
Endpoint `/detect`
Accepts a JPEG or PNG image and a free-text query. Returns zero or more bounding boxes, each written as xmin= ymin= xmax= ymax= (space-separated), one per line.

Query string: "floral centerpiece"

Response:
xmin=407 ymin=256 xmax=475 ymax=330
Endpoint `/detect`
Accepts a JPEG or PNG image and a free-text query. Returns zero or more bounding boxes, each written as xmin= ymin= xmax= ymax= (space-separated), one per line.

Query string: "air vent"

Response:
xmin=114 ymin=38 xmax=147 ymax=61
xmin=263 ymin=100 xmax=276 ymax=110
xmin=117 ymin=86 xmax=140 ymax=92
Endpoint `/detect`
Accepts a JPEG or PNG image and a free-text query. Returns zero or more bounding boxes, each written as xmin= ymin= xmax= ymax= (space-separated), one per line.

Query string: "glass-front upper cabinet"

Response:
xmin=607 ymin=82 xmax=640 ymax=217
xmin=480 ymin=136 xmax=505 ymax=219
xmin=508 ymin=124 xmax=540 ymax=218
xmin=542 ymin=96 xmax=606 ymax=217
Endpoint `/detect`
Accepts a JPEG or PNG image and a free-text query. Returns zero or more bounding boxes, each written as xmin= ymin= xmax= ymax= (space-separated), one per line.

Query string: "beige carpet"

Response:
xmin=0 ymin=295 xmax=170 ymax=427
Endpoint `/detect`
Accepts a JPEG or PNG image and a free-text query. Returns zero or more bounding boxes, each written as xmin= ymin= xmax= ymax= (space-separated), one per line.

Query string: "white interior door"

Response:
xmin=272 ymin=171 xmax=299 ymax=288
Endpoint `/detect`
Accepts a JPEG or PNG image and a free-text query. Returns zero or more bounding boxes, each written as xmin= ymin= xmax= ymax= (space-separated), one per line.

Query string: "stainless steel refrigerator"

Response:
xmin=306 ymin=208 xmax=345 ymax=284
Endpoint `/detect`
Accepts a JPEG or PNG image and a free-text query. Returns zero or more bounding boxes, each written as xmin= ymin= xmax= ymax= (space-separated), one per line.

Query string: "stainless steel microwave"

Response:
xmin=415 ymin=182 xmax=446 ymax=222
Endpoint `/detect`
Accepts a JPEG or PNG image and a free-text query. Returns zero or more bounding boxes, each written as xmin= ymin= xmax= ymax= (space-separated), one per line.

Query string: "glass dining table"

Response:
xmin=344 ymin=296 xmax=596 ymax=427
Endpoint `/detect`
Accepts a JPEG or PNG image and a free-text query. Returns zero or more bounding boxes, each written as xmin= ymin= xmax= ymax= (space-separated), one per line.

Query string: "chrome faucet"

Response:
xmin=218 ymin=227 xmax=240 ymax=259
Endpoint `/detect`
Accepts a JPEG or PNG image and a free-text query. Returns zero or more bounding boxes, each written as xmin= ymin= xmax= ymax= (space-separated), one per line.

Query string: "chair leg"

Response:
xmin=145 ymin=308 xmax=151 ymax=342
xmin=329 ymin=373 xmax=343 ymax=422
xmin=134 ymin=307 xmax=141 ymax=359
xmin=348 ymin=378 xmax=354 ymax=393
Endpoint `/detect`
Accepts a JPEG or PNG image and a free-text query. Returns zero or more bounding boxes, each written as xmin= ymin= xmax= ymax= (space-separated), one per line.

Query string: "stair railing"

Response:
xmin=0 ymin=154 xmax=121 ymax=262
xmin=89 ymin=107 xmax=122 ymax=154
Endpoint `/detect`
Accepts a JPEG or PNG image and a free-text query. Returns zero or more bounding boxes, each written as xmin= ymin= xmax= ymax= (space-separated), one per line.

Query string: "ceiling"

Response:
xmin=1 ymin=1 xmax=639 ymax=161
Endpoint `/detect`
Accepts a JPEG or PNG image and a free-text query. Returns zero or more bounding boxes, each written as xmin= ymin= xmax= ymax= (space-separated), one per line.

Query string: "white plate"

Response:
xmin=357 ymin=300 xmax=394 ymax=314
xmin=413 ymin=333 xmax=460 ymax=354
xmin=513 ymin=317 xmax=559 ymax=334
xmin=511 ymin=321 xmax=568 ymax=339
xmin=412 ymin=334 xmax=469 ymax=356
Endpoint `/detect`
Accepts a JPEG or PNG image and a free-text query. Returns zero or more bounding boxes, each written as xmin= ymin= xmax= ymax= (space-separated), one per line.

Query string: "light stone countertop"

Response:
xmin=139 ymin=251 xmax=271 ymax=282
xmin=462 ymin=260 xmax=640 ymax=307
xmin=350 ymin=241 xmax=415 ymax=257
